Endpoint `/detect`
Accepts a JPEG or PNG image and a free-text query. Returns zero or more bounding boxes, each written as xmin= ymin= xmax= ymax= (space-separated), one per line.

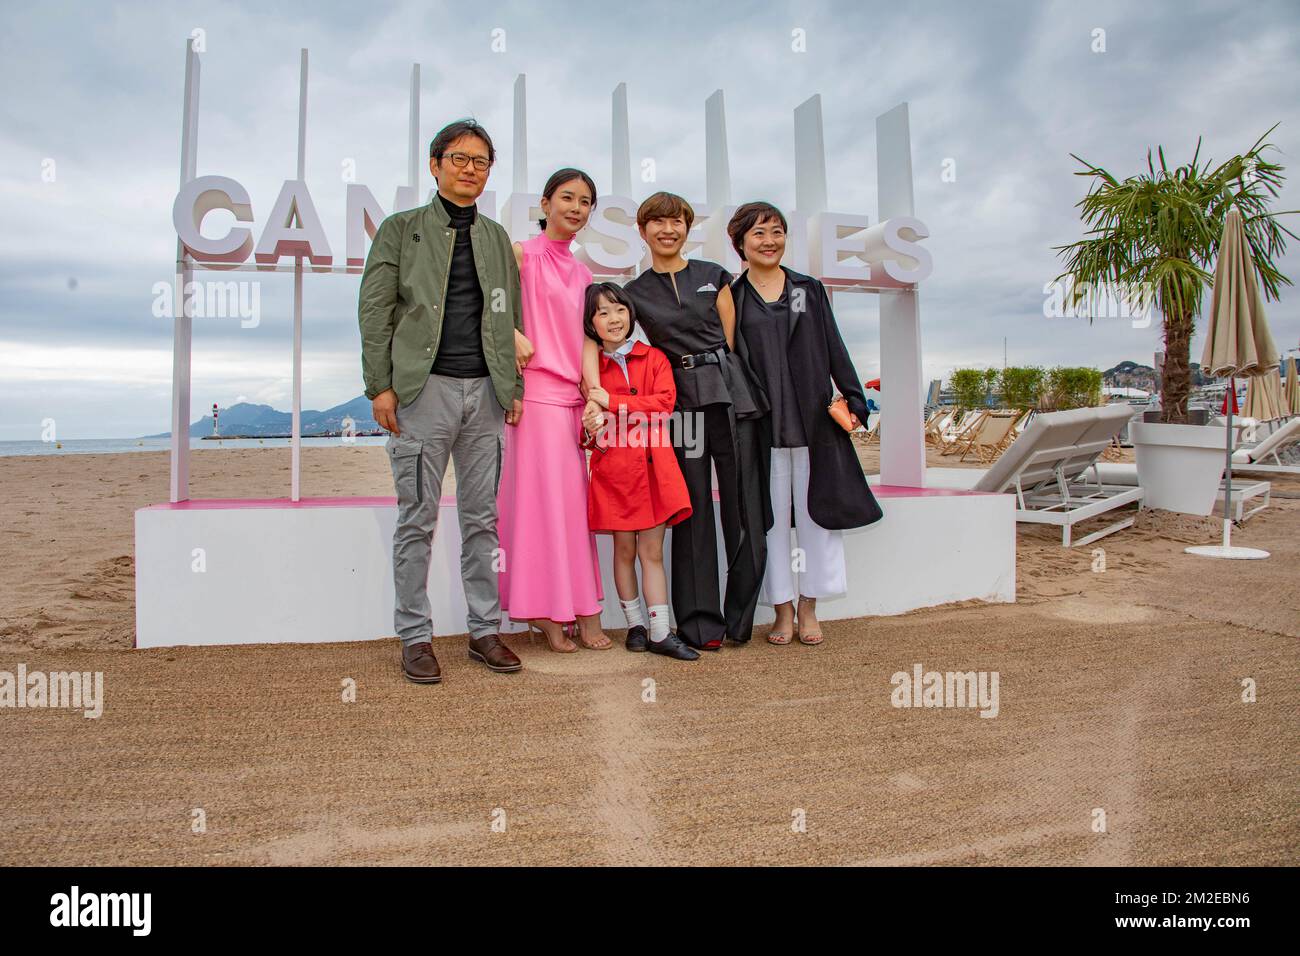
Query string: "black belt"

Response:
xmin=678 ymin=348 xmax=725 ymax=369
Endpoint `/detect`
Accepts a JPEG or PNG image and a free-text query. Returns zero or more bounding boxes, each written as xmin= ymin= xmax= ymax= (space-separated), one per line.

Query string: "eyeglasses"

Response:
xmin=444 ymin=152 xmax=491 ymax=172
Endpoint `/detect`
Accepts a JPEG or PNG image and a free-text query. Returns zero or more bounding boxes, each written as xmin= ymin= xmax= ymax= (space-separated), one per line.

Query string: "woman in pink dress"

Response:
xmin=497 ymin=168 xmax=611 ymax=652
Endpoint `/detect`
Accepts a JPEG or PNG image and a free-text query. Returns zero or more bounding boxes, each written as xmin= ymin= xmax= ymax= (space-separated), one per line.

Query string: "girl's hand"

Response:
xmin=514 ymin=329 xmax=535 ymax=376
xmin=582 ymin=400 xmax=605 ymax=432
xmin=588 ymin=386 xmax=610 ymax=410
xmin=849 ymin=413 xmax=861 ymax=430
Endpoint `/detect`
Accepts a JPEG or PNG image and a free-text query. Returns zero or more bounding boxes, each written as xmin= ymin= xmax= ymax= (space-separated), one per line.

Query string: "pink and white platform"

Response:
xmin=134 ymin=483 xmax=1014 ymax=649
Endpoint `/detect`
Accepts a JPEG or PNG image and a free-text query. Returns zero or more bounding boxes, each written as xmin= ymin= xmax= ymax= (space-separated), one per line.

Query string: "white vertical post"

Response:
xmin=793 ymin=94 xmax=827 ymax=216
xmin=705 ymin=89 xmax=731 ymax=209
xmin=291 ymin=48 xmax=307 ymax=502
xmin=170 ymin=39 xmax=200 ymax=503
xmin=612 ymin=82 xmax=631 ymax=196
xmin=392 ymin=64 xmax=421 ymax=213
xmin=789 ymin=96 xmax=826 ymax=276
xmin=513 ymin=75 xmax=528 ymax=193
xmin=408 ymin=64 xmax=420 ymax=194
xmin=876 ymin=102 xmax=925 ymax=488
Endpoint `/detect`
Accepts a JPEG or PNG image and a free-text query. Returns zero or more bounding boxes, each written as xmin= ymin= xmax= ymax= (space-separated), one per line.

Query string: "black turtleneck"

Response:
xmin=430 ymin=192 xmax=489 ymax=378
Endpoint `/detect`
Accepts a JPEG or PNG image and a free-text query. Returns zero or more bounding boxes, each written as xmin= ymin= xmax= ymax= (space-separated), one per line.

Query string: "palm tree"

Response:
xmin=1054 ymin=126 xmax=1296 ymax=423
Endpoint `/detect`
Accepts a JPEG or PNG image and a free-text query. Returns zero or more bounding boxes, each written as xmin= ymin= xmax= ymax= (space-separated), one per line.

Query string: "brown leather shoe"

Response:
xmin=401 ymin=641 xmax=441 ymax=683
xmin=468 ymin=634 xmax=522 ymax=673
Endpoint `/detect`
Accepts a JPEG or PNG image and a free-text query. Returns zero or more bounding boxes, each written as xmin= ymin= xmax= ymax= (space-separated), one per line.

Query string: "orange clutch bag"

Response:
xmin=828 ymin=395 xmax=856 ymax=431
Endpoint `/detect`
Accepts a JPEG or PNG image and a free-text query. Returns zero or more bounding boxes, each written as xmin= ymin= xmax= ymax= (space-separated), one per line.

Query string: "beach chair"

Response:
xmin=1099 ymin=434 xmax=1127 ymax=461
xmin=924 ymin=409 xmax=956 ymax=447
xmin=990 ymin=409 xmax=1032 ymax=458
xmin=958 ymin=411 xmax=1020 ymax=464
xmin=862 ymin=414 xmax=881 ymax=445
xmin=925 ymin=409 xmax=952 ymax=447
xmin=919 ymin=408 xmax=943 ymax=441
xmin=1229 ymin=416 xmax=1300 ymax=475
xmin=1002 ymin=409 xmax=1033 ymax=450
xmin=937 ymin=410 xmax=987 ymax=456
xmin=971 ymin=404 xmax=1143 ymax=547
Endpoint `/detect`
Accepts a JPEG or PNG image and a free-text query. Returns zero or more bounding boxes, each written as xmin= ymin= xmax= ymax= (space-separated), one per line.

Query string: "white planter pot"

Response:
xmin=1129 ymin=422 xmax=1228 ymax=516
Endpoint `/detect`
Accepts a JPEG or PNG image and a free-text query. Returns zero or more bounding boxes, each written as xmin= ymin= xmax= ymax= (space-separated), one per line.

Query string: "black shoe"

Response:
xmin=648 ymin=632 xmax=700 ymax=661
xmin=625 ymin=625 xmax=648 ymax=652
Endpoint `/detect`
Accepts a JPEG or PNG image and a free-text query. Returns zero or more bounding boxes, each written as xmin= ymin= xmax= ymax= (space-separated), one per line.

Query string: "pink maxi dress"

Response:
xmin=496 ymin=232 xmax=604 ymax=621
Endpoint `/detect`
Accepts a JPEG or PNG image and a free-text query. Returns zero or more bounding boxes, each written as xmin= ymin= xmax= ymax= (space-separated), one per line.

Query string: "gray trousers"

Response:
xmin=387 ymin=374 xmax=505 ymax=646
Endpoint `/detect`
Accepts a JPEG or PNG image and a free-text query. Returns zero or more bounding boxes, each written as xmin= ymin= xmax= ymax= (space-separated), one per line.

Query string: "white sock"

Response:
xmin=648 ymin=604 xmax=671 ymax=642
xmin=620 ymin=598 xmax=646 ymax=629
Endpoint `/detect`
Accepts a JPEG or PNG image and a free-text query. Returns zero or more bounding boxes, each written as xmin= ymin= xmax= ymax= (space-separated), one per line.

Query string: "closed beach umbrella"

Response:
xmin=1190 ymin=206 xmax=1278 ymax=560
xmin=1200 ymin=209 xmax=1278 ymax=377
xmin=1243 ymin=371 xmax=1284 ymax=421
xmin=1285 ymin=356 xmax=1300 ymax=414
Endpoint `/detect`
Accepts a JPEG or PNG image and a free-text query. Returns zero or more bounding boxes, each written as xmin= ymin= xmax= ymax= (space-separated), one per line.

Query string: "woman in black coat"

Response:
xmin=727 ymin=201 xmax=883 ymax=646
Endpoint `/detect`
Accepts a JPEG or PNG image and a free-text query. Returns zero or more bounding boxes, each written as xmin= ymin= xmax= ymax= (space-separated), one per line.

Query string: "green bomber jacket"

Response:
xmin=358 ymin=195 xmax=523 ymax=410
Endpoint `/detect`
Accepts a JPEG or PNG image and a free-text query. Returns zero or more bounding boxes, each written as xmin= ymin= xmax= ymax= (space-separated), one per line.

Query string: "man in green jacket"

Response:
xmin=358 ymin=118 xmax=525 ymax=684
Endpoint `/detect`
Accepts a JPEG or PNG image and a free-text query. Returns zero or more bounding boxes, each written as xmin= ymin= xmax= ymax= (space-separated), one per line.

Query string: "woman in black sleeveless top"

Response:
xmin=592 ymin=192 xmax=772 ymax=650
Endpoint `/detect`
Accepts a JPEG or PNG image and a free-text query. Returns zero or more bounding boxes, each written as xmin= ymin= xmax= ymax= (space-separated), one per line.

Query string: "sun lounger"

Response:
xmin=970 ymin=404 xmax=1143 ymax=547
xmin=1216 ymin=481 xmax=1272 ymax=522
xmin=1229 ymin=416 xmax=1300 ymax=475
xmin=1080 ymin=462 xmax=1271 ymax=522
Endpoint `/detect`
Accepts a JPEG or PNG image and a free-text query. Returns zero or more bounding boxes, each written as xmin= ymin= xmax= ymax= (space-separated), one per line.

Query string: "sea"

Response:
xmin=0 ymin=436 xmax=392 ymax=457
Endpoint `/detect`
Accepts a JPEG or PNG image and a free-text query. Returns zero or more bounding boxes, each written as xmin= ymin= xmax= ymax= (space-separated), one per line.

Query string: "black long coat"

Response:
xmin=732 ymin=267 xmax=884 ymax=531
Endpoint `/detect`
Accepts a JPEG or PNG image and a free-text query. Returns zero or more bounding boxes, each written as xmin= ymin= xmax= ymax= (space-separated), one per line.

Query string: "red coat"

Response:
xmin=585 ymin=341 xmax=693 ymax=532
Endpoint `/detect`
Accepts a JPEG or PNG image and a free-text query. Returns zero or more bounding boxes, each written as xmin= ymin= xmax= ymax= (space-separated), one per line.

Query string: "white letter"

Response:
xmin=254 ymin=180 xmax=333 ymax=268
xmin=173 ymin=175 xmax=255 ymax=265
xmin=346 ymin=183 xmax=387 ymax=269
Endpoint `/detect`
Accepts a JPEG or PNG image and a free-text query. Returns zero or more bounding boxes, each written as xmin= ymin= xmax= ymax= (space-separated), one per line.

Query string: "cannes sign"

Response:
xmin=172 ymin=176 xmax=932 ymax=289
xmin=161 ymin=44 xmax=934 ymax=503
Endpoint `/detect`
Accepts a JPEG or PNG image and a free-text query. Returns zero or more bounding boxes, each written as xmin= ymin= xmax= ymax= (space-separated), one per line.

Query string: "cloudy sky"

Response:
xmin=2 ymin=0 xmax=1298 ymax=439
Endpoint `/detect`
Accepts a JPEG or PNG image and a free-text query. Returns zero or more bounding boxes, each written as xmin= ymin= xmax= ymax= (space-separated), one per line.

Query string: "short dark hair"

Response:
xmin=727 ymin=202 xmax=788 ymax=261
xmin=429 ymin=118 xmax=496 ymax=164
xmin=539 ymin=168 xmax=598 ymax=230
xmin=636 ymin=192 xmax=695 ymax=232
xmin=583 ymin=282 xmax=638 ymax=344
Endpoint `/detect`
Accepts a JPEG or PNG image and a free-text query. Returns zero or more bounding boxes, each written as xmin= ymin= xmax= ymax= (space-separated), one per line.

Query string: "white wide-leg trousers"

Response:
xmin=761 ymin=446 xmax=847 ymax=606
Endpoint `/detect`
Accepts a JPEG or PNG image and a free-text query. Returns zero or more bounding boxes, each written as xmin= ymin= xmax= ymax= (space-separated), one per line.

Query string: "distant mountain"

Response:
xmin=1104 ymin=359 xmax=1209 ymax=391
xmin=143 ymin=396 xmax=381 ymax=438
xmin=1103 ymin=361 xmax=1157 ymax=391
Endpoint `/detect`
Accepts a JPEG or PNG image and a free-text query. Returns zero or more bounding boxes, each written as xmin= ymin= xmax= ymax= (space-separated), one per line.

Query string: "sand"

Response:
xmin=0 ymin=443 xmax=1296 ymax=865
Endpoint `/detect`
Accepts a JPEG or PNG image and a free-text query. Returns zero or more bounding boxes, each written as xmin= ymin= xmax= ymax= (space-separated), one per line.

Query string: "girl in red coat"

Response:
xmin=580 ymin=283 xmax=698 ymax=660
